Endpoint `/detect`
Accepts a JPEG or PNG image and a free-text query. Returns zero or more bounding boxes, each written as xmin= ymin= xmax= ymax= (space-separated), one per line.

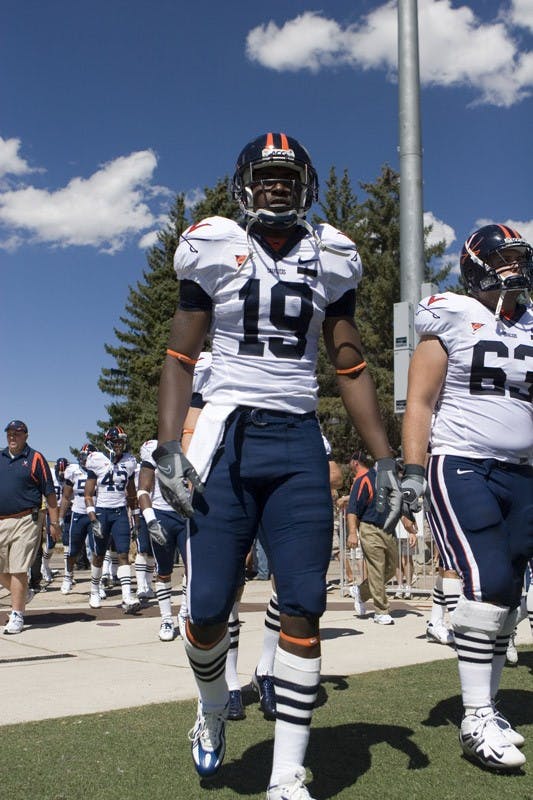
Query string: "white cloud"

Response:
xmin=424 ymin=211 xmax=455 ymax=249
xmin=246 ymin=0 xmax=532 ymax=106
xmin=509 ymin=0 xmax=533 ymax=33
xmin=0 ymin=136 xmax=40 ymax=179
xmin=0 ymin=149 xmax=166 ymax=253
xmin=138 ymin=230 xmax=159 ymax=249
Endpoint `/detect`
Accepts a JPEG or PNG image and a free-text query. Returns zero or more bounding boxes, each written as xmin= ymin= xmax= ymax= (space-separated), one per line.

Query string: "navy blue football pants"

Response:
xmin=187 ymin=408 xmax=333 ymax=625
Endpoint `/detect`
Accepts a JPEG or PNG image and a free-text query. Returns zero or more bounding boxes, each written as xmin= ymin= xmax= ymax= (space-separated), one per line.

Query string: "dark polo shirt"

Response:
xmin=0 ymin=444 xmax=54 ymax=516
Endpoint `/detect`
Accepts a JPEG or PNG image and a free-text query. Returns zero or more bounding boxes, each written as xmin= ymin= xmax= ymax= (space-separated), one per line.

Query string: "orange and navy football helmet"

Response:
xmin=232 ymin=132 xmax=318 ymax=228
xmin=460 ymin=224 xmax=533 ymax=294
xmin=55 ymin=458 xmax=69 ymax=481
xmin=78 ymin=443 xmax=97 ymax=467
xmin=104 ymin=426 xmax=128 ymax=459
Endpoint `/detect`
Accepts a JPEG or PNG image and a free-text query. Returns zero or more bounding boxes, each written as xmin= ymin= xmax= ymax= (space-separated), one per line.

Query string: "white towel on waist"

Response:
xmin=186 ymin=402 xmax=237 ymax=484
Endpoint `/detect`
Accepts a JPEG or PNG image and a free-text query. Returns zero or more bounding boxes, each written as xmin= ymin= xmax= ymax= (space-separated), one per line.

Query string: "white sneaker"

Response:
xmin=460 ymin=707 xmax=526 ymax=769
xmin=159 ymin=619 xmax=175 ymax=642
xmin=98 ymin=583 xmax=107 ymax=600
xmin=394 ymin=586 xmax=404 ymax=599
xmin=492 ymin=707 xmax=525 ymax=747
xmin=426 ymin=621 xmax=454 ymax=646
xmin=506 ymin=630 xmax=518 ymax=665
xmin=61 ymin=577 xmax=73 ymax=595
xmin=4 ymin=610 xmax=24 ymax=635
xmin=177 ymin=613 xmax=188 ymax=640
xmin=41 ymin=566 xmax=53 ymax=584
xmin=403 ymin=585 xmax=412 ymax=600
xmin=349 ymin=584 xmax=366 ymax=616
xmin=266 ymin=767 xmax=315 ymax=800
xmin=122 ymin=599 xmax=141 ymax=614
xmin=89 ymin=593 xmax=102 ymax=609
xmin=374 ymin=613 xmax=394 ymax=625
xmin=137 ymin=588 xmax=156 ymax=602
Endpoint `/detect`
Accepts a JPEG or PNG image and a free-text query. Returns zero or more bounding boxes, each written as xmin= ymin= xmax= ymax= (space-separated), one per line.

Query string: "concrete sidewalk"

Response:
xmin=1 ymin=558 xmax=527 ymax=728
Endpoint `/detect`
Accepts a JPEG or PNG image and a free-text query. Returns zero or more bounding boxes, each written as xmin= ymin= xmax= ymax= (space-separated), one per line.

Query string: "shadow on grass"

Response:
xmin=422 ymin=688 xmax=533 ymax=730
xmin=201 ymin=722 xmax=429 ymax=796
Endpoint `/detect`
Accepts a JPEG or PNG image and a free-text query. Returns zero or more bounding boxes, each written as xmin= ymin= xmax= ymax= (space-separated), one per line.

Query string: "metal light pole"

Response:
xmin=394 ymin=0 xmax=425 ymax=413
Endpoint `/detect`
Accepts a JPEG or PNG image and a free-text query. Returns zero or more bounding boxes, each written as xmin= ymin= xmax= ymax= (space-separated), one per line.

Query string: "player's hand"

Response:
xmin=375 ymin=457 xmax=402 ymax=533
xmin=91 ymin=518 xmax=103 ymax=539
xmin=147 ymin=518 xmax=167 ymax=547
xmin=400 ymin=464 xmax=429 ymax=515
xmin=153 ymin=440 xmax=204 ymax=518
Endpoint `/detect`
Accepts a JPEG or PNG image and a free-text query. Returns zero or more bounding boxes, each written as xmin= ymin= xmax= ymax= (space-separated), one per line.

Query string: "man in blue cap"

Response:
xmin=0 ymin=420 xmax=60 ymax=634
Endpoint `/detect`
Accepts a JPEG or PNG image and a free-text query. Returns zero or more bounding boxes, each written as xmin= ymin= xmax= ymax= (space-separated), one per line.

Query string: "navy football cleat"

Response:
xmin=252 ymin=670 xmax=276 ymax=720
xmin=188 ymin=705 xmax=227 ymax=777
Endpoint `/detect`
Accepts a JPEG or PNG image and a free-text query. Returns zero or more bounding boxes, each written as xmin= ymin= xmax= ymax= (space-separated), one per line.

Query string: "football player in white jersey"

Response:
xmin=40 ymin=458 xmax=70 ymax=584
xmin=153 ymin=132 xmax=401 ymax=798
xmin=83 ymin=426 xmax=140 ymax=613
xmin=59 ymin=444 xmax=96 ymax=594
xmin=401 ymin=224 xmax=533 ymax=771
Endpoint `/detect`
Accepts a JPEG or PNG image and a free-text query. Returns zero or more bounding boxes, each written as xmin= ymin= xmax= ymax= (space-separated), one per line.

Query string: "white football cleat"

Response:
xmin=159 ymin=619 xmax=175 ymax=642
xmin=426 ymin=621 xmax=454 ymax=646
xmin=460 ymin=707 xmax=526 ymax=770
xmin=266 ymin=767 xmax=315 ymax=800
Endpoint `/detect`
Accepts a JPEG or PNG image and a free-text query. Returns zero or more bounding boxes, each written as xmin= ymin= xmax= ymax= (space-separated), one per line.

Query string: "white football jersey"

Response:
xmin=175 ymin=216 xmax=362 ymax=413
xmin=139 ymin=439 xmax=175 ymax=512
xmin=193 ymin=351 xmax=212 ymax=396
xmin=51 ymin=474 xmax=65 ymax=505
xmin=86 ymin=451 xmax=137 ymax=509
xmin=415 ymin=292 xmax=533 ymax=462
xmin=64 ymin=463 xmax=92 ymax=514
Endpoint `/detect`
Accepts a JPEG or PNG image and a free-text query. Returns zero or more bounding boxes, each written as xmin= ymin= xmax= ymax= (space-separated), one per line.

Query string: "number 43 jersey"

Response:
xmin=416 ymin=292 xmax=533 ymax=463
xmin=85 ymin=451 xmax=137 ymax=508
xmin=175 ymin=216 xmax=362 ymax=414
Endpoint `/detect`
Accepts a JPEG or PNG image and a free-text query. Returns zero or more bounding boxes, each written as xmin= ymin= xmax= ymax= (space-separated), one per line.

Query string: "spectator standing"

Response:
xmin=0 ymin=420 xmax=60 ymax=634
xmin=346 ymin=453 xmax=398 ymax=624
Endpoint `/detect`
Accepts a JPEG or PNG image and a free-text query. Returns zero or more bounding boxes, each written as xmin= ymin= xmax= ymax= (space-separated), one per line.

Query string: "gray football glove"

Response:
xmin=375 ymin=457 xmax=402 ymax=533
xmin=90 ymin=517 xmax=103 ymax=539
xmin=400 ymin=464 xmax=429 ymax=515
xmin=147 ymin=518 xmax=168 ymax=547
xmin=153 ymin=440 xmax=204 ymax=518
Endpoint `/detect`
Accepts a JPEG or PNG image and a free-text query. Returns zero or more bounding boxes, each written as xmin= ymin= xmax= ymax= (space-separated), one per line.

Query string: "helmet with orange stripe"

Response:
xmin=460 ymin=223 xmax=533 ymax=294
xmin=232 ymin=132 xmax=318 ymax=228
xmin=104 ymin=426 xmax=128 ymax=460
xmin=55 ymin=458 xmax=69 ymax=482
xmin=78 ymin=443 xmax=97 ymax=467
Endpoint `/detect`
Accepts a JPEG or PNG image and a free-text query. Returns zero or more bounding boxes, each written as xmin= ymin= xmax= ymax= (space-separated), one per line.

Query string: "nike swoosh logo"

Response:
xmin=298 ymin=256 xmax=319 ymax=264
xmin=457 ymin=469 xmax=474 ymax=475
xmin=158 ymin=464 xmax=172 ymax=476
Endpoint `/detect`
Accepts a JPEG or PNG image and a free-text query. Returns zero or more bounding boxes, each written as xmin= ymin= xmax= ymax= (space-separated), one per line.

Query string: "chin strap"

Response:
xmin=240 ymin=212 xmax=350 ymax=272
xmin=494 ymin=289 xmax=507 ymax=323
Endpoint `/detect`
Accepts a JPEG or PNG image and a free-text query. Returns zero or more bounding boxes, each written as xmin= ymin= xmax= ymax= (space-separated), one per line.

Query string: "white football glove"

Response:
xmin=375 ymin=457 xmax=402 ymax=533
xmin=400 ymin=464 xmax=429 ymax=515
xmin=147 ymin=518 xmax=168 ymax=547
xmin=90 ymin=517 xmax=103 ymax=539
xmin=153 ymin=440 xmax=204 ymax=518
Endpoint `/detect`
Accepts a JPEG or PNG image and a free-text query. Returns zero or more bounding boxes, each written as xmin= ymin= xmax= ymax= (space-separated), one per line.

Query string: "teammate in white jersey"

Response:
xmin=401 ymin=223 xmax=533 ymax=771
xmin=153 ymin=132 xmax=401 ymax=798
xmin=59 ymin=444 xmax=96 ymax=594
xmin=84 ymin=426 xmax=140 ymax=614
xmin=41 ymin=458 xmax=69 ymax=584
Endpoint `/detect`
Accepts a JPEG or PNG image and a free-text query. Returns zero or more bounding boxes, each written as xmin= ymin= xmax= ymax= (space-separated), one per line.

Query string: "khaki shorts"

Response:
xmin=0 ymin=514 xmax=41 ymax=573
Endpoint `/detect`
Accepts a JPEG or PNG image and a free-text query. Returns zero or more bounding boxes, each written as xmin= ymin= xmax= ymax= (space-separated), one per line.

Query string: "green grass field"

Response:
xmin=2 ymin=649 xmax=532 ymax=800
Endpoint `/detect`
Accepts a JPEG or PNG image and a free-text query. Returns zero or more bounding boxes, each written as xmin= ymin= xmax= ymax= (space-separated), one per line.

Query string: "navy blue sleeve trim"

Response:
xmin=179 ymin=279 xmax=213 ymax=311
xmin=86 ymin=470 xmax=97 ymax=479
xmin=325 ymin=289 xmax=356 ymax=318
xmin=190 ymin=392 xmax=205 ymax=409
xmin=140 ymin=461 xmax=155 ymax=471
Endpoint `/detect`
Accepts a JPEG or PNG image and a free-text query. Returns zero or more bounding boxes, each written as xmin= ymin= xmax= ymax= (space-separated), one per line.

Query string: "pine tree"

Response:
xmin=315 ymin=164 xmax=454 ymax=461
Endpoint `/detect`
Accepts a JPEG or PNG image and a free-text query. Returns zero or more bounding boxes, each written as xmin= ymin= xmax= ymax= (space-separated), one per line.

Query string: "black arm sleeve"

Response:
xmin=325 ymin=289 xmax=356 ymax=318
xmin=179 ymin=279 xmax=213 ymax=311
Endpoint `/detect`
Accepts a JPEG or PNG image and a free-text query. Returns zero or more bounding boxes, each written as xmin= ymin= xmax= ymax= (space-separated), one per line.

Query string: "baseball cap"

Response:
xmin=4 ymin=419 xmax=28 ymax=433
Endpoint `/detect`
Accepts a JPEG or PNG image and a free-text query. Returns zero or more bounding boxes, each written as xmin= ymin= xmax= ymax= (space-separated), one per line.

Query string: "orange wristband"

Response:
xmin=336 ymin=361 xmax=367 ymax=375
xmin=166 ymin=349 xmax=198 ymax=365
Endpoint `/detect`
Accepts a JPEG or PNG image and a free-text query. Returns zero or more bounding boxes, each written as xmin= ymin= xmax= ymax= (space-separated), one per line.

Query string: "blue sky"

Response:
xmin=1 ymin=0 xmax=532 ymax=461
